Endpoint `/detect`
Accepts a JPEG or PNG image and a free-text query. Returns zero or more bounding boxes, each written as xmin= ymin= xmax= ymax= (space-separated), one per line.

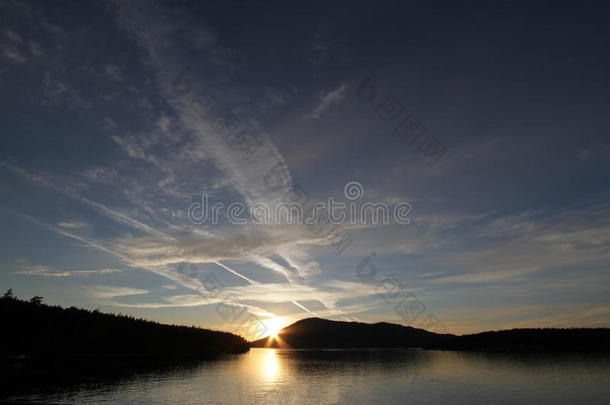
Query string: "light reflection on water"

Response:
xmin=259 ymin=347 xmax=281 ymax=383
xmin=9 ymin=349 xmax=610 ymax=404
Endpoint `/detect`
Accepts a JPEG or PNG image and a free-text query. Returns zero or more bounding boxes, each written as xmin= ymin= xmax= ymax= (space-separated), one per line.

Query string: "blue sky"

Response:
xmin=1 ymin=0 xmax=610 ymax=339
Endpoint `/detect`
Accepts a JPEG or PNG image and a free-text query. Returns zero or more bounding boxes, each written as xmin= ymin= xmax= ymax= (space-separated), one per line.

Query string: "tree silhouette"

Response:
xmin=29 ymin=296 xmax=43 ymax=305
xmin=0 ymin=288 xmax=250 ymax=368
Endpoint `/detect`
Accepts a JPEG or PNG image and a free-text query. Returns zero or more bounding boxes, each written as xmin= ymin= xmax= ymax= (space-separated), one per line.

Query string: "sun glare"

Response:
xmin=264 ymin=317 xmax=284 ymax=339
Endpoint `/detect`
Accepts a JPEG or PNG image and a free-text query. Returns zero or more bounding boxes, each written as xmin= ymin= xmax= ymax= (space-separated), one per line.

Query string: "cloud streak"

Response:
xmin=308 ymin=83 xmax=349 ymax=119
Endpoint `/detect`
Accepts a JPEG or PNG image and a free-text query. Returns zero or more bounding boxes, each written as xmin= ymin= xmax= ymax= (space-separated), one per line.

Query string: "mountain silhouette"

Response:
xmin=251 ymin=317 xmax=610 ymax=352
xmin=251 ymin=317 xmax=454 ymax=348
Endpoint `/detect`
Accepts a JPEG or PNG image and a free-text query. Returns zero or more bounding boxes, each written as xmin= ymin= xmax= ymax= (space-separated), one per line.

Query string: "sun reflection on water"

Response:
xmin=257 ymin=349 xmax=281 ymax=382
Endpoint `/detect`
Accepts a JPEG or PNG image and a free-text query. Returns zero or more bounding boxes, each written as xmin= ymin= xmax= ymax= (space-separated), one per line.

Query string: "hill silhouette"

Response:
xmin=251 ymin=317 xmax=610 ymax=352
xmin=0 ymin=290 xmax=249 ymax=371
xmin=426 ymin=328 xmax=610 ymax=352
xmin=251 ymin=317 xmax=454 ymax=348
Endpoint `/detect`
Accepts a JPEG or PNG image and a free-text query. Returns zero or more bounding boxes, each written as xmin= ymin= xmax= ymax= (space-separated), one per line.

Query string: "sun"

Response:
xmin=264 ymin=317 xmax=284 ymax=339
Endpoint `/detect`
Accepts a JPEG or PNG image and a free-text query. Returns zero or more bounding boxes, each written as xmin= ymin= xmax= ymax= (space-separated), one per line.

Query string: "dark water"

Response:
xmin=7 ymin=349 xmax=610 ymax=404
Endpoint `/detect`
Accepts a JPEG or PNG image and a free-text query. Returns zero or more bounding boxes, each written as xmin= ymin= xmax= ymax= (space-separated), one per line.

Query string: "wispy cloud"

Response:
xmin=13 ymin=263 xmax=122 ymax=278
xmin=2 ymin=162 xmax=175 ymax=241
xmin=57 ymin=221 xmax=87 ymax=229
xmin=2 ymin=48 xmax=27 ymax=63
xmin=87 ymin=286 xmax=150 ymax=299
xmin=111 ymin=2 xmax=346 ymax=319
xmin=307 ymin=83 xmax=349 ymax=119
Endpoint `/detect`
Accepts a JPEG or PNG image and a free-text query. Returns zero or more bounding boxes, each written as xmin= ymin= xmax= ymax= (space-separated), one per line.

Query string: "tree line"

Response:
xmin=0 ymin=289 xmax=249 ymax=364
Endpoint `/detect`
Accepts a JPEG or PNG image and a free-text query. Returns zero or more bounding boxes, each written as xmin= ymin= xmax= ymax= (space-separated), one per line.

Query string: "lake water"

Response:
xmin=7 ymin=349 xmax=610 ymax=404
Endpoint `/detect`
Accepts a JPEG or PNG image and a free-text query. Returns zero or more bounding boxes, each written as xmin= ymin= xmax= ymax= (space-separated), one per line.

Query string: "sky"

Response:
xmin=1 ymin=0 xmax=610 ymax=339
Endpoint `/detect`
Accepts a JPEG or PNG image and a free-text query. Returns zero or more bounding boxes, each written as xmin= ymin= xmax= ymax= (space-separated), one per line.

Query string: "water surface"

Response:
xmin=8 ymin=349 xmax=610 ymax=404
